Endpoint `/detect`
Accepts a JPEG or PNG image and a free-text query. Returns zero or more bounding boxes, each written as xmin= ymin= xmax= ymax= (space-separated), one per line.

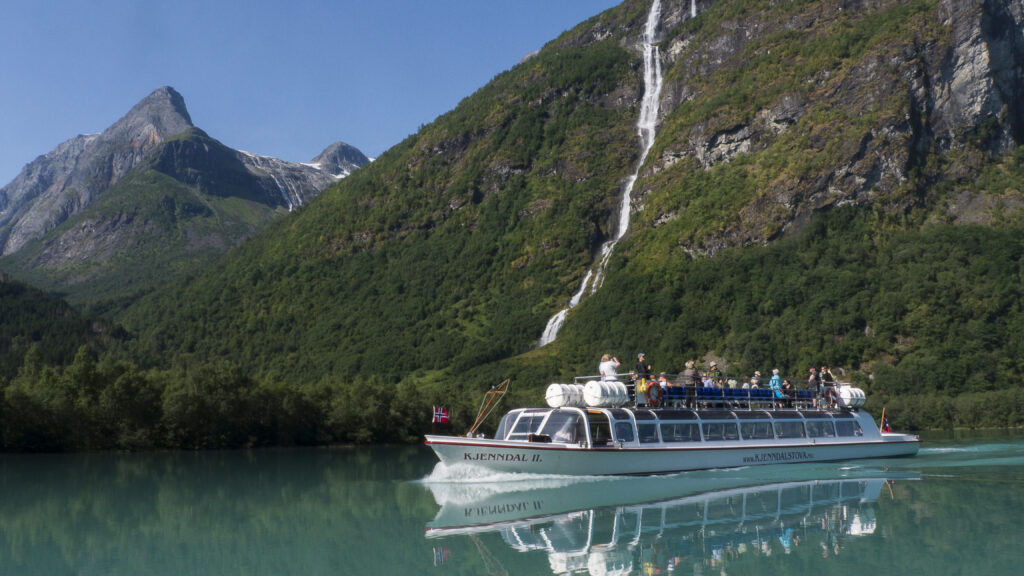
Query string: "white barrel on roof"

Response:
xmin=546 ymin=383 xmax=586 ymax=408
xmin=838 ymin=385 xmax=866 ymax=408
xmin=583 ymin=380 xmax=629 ymax=407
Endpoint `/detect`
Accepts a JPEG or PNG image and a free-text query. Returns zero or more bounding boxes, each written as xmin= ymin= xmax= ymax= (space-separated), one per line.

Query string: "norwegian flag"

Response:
xmin=432 ymin=406 xmax=450 ymax=424
xmin=433 ymin=546 xmax=449 ymax=566
xmin=881 ymin=408 xmax=891 ymax=433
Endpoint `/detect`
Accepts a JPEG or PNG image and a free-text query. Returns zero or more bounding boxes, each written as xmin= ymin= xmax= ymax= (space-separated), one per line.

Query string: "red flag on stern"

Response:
xmin=880 ymin=408 xmax=891 ymax=433
xmin=432 ymin=406 xmax=450 ymax=424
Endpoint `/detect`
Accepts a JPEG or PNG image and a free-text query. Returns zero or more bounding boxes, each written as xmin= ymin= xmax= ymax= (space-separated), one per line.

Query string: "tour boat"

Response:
xmin=424 ymin=378 xmax=919 ymax=476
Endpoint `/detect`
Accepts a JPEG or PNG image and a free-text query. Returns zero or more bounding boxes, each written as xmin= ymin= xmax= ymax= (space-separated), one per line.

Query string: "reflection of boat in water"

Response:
xmin=424 ymin=470 xmax=918 ymax=575
xmin=426 ymin=379 xmax=919 ymax=476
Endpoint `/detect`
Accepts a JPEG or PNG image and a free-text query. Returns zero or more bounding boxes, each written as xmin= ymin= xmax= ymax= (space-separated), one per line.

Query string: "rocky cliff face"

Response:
xmin=0 ymin=86 xmax=367 ymax=257
xmin=0 ymin=87 xmax=191 ymax=256
xmin=0 ymin=87 xmax=369 ymax=307
xmin=146 ymin=130 xmax=362 ymax=210
xmin=631 ymin=0 xmax=1024 ymax=253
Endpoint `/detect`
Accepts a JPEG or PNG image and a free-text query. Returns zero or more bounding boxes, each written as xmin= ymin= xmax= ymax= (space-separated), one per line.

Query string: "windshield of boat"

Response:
xmin=507 ymin=411 xmax=548 ymax=441
xmin=586 ymin=411 xmax=613 ymax=446
xmin=540 ymin=411 xmax=584 ymax=443
xmin=494 ymin=412 xmax=516 ymax=440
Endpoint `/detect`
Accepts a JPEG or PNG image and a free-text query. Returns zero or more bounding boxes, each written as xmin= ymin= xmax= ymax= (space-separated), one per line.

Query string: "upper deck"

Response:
xmin=493 ymin=405 xmax=876 ymax=449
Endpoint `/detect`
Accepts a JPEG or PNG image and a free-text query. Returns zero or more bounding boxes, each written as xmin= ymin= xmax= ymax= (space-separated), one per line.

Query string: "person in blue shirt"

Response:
xmin=769 ymin=368 xmax=784 ymax=407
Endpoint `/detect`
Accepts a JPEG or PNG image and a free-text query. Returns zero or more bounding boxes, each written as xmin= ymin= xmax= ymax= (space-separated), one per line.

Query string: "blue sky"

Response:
xmin=0 ymin=0 xmax=621 ymax=185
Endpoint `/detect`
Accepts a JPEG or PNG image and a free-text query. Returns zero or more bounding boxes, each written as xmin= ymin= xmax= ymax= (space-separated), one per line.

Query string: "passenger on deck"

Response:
xmin=820 ymin=365 xmax=837 ymax=408
xmin=808 ymin=367 xmax=821 ymax=408
xmin=820 ymin=365 xmax=836 ymax=384
xmin=750 ymin=371 xmax=763 ymax=388
xmin=782 ymin=379 xmax=794 ymax=408
xmin=599 ymin=354 xmax=620 ymax=381
xmin=634 ymin=350 xmax=651 ymax=377
xmin=635 ymin=353 xmax=651 ymax=380
xmin=769 ymin=369 xmax=784 ymax=407
xmin=682 ymin=361 xmax=699 ymax=408
xmin=708 ymin=361 xmax=722 ymax=381
xmin=682 ymin=361 xmax=698 ymax=384
xmin=631 ymin=352 xmax=652 ymax=405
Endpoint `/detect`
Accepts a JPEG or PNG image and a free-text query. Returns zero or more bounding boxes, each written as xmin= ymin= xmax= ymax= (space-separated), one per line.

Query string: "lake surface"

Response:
xmin=0 ymin=430 xmax=1021 ymax=575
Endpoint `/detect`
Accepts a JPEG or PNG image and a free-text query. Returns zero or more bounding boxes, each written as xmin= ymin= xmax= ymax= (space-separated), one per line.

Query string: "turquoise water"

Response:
xmin=0 ymin=431 xmax=1021 ymax=575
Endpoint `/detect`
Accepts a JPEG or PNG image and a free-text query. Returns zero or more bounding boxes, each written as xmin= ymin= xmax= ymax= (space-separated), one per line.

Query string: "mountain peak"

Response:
xmin=104 ymin=86 xmax=193 ymax=143
xmin=310 ymin=141 xmax=370 ymax=177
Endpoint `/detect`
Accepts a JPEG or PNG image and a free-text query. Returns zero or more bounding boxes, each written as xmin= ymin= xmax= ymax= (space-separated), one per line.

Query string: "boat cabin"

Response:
xmin=494 ymin=407 xmax=867 ymax=448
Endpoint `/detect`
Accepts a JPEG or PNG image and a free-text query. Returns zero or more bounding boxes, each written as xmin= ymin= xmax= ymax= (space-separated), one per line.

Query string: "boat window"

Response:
xmin=734 ymin=411 xmax=772 ymax=420
xmin=806 ymin=420 xmax=836 ymax=438
xmin=655 ymin=410 xmax=698 ymax=420
xmin=660 ymin=422 xmax=701 ymax=443
xmin=633 ymin=410 xmax=657 ymax=420
xmin=507 ymin=412 xmax=547 ymax=441
xmin=586 ymin=411 xmax=614 ymax=446
xmin=740 ymin=421 xmax=775 ymax=440
xmin=702 ymin=422 xmax=740 ymax=441
xmin=540 ymin=411 xmax=583 ymax=443
xmin=835 ymin=420 xmax=864 ymax=437
xmin=698 ymin=410 xmax=736 ymax=420
xmin=638 ymin=423 xmax=660 ymax=443
xmin=494 ymin=412 xmax=516 ymax=440
xmin=614 ymin=421 xmax=635 ymax=443
xmin=774 ymin=421 xmax=806 ymax=439
xmin=768 ymin=411 xmax=803 ymax=420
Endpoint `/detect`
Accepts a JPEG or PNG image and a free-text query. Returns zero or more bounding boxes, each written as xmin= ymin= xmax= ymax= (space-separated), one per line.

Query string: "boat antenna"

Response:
xmin=466 ymin=378 xmax=510 ymax=437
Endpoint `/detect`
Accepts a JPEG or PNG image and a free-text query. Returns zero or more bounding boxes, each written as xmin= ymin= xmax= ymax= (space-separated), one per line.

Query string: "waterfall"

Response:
xmin=538 ymin=0 xmax=666 ymax=347
xmin=268 ymin=171 xmax=295 ymax=212
xmin=246 ymin=152 xmax=295 ymax=211
xmin=692 ymin=0 xmax=697 ymax=18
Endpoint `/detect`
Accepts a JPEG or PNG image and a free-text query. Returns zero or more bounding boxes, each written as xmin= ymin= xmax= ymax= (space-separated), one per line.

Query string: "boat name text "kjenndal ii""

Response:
xmin=464 ymin=452 xmax=542 ymax=463
xmin=743 ymin=450 xmax=814 ymax=464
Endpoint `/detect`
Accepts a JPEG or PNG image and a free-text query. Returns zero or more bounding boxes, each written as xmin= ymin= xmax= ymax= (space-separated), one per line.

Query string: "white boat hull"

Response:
xmin=425 ymin=433 xmax=919 ymax=476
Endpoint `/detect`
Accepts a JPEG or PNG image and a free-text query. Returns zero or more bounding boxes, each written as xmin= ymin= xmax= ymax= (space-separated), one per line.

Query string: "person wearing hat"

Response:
xmin=750 ymin=370 xmax=763 ymax=388
xmin=635 ymin=353 xmax=652 ymax=380
xmin=632 ymin=353 xmax=652 ymax=406
xmin=708 ymin=361 xmax=722 ymax=382
xmin=681 ymin=360 xmax=699 ymax=408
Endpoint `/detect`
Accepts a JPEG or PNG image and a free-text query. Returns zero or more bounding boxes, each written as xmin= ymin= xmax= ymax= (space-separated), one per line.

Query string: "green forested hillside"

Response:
xmin=4 ymin=0 xmax=1024 ymax=451
xmin=116 ymin=25 xmax=644 ymax=380
xmin=0 ymin=277 xmax=114 ymax=379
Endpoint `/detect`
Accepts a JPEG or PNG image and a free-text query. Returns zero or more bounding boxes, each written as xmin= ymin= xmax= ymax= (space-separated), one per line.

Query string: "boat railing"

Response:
xmin=573 ymin=372 xmax=827 ymax=411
